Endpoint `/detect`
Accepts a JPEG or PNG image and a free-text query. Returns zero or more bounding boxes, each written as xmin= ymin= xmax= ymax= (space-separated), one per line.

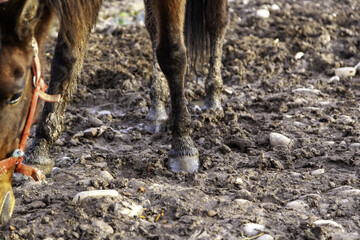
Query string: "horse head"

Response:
xmin=0 ymin=0 xmax=43 ymax=225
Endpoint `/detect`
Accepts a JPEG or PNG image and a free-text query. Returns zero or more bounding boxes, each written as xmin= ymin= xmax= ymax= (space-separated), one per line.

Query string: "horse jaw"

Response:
xmin=0 ymin=166 xmax=15 ymax=225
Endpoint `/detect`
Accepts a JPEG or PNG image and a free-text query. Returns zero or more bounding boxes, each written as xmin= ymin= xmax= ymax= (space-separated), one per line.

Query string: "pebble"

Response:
xmin=256 ymin=9 xmax=270 ymax=19
xmin=72 ymin=190 xmax=119 ymax=203
xmin=328 ymin=75 xmax=340 ymax=83
xmin=292 ymin=88 xmax=320 ymax=95
xmin=334 ymin=67 xmax=356 ymax=78
xmin=235 ymin=177 xmax=244 ymax=184
xmin=83 ymin=128 xmax=98 ymax=138
xmin=114 ymin=201 xmax=144 ymax=218
xmin=294 ymin=52 xmax=304 ymax=60
xmin=270 ymin=4 xmax=280 ymax=11
xmin=207 ymin=210 xmax=217 ymax=217
xmin=349 ymin=143 xmax=360 ymax=149
xmin=99 ymin=171 xmax=114 ymax=181
xmin=337 ymin=115 xmax=354 ymax=125
xmin=286 ymin=200 xmax=308 ymax=211
xmin=89 ymin=116 xmax=104 ymax=127
xmin=269 ymin=132 xmax=291 ymax=147
xmin=92 ymin=220 xmax=114 ymax=237
xmin=257 ymin=234 xmax=274 ymax=240
xmin=242 ymin=223 xmax=265 ymax=236
xmin=313 ymin=220 xmax=345 ymax=232
xmin=311 ymin=169 xmax=325 ymax=175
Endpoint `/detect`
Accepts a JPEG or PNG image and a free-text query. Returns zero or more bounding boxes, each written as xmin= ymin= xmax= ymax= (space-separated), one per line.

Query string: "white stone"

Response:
xmin=235 ymin=177 xmax=244 ymax=184
xmin=114 ymin=201 xmax=144 ymax=218
xmin=311 ymin=169 xmax=325 ymax=175
xmin=257 ymin=234 xmax=274 ymax=240
xmin=292 ymin=88 xmax=320 ymax=95
xmin=334 ymin=67 xmax=356 ymax=78
xmin=92 ymin=220 xmax=114 ymax=237
xmin=340 ymin=188 xmax=360 ymax=196
xmin=286 ymin=200 xmax=308 ymax=211
xmin=328 ymin=76 xmax=340 ymax=82
xmin=72 ymin=190 xmax=119 ymax=203
xmin=294 ymin=52 xmax=304 ymax=60
xmin=270 ymin=4 xmax=280 ymax=11
xmin=269 ymin=133 xmax=291 ymax=147
xmin=313 ymin=220 xmax=345 ymax=232
xmin=290 ymin=172 xmax=303 ymax=178
xmin=99 ymin=171 xmax=114 ymax=181
xmin=242 ymin=223 xmax=265 ymax=236
xmin=349 ymin=143 xmax=360 ymax=149
xmin=256 ymin=9 xmax=270 ymax=19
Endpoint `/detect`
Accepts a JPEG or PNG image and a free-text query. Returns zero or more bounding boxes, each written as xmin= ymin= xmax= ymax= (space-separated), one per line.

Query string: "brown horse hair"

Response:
xmin=0 ymin=0 xmax=101 ymax=48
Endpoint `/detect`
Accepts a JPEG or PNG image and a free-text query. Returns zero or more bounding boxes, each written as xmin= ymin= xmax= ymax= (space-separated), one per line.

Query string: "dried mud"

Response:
xmin=1 ymin=0 xmax=360 ymax=239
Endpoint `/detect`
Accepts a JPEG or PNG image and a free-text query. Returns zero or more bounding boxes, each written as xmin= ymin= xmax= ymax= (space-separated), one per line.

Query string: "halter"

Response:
xmin=0 ymin=38 xmax=61 ymax=181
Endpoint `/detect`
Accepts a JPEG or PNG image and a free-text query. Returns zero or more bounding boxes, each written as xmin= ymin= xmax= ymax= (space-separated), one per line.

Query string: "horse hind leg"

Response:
xmin=151 ymin=0 xmax=199 ymax=172
xmin=203 ymin=0 xmax=228 ymax=111
xmin=144 ymin=0 xmax=169 ymax=133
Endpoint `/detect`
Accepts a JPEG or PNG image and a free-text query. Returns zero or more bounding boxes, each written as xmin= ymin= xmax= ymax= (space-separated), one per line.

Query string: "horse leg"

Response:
xmin=151 ymin=0 xmax=199 ymax=172
xmin=144 ymin=0 xmax=169 ymax=133
xmin=26 ymin=25 xmax=97 ymax=174
xmin=203 ymin=0 xmax=228 ymax=111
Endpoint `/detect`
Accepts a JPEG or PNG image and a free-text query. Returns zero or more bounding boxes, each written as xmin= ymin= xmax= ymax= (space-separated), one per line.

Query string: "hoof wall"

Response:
xmin=168 ymin=154 xmax=199 ymax=173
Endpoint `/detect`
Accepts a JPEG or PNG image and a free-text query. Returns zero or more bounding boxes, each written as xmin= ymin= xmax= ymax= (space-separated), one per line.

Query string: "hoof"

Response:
xmin=168 ymin=149 xmax=199 ymax=173
xmin=0 ymin=191 xmax=15 ymax=225
xmin=25 ymin=143 xmax=54 ymax=175
xmin=145 ymin=106 xmax=168 ymax=133
xmin=202 ymin=96 xmax=222 ymax=111
xmin=145 ymin=121 xmax=167 ymax=134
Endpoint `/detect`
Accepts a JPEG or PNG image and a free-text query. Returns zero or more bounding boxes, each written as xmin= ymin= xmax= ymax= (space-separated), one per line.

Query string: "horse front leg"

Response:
xmin=151 ymin=0 xmax=199 ymax=172
xmin=144 ymin=0 xmax=169 ymax=133
xmin=203 ymin=0 xmax=228 ymax=111
xmin=25 ymin=31 xmax=84 ymax=174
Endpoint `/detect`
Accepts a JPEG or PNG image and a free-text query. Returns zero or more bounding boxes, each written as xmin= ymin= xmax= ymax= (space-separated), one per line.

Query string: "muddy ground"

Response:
xmin=1 ymin=0 xmax=360 ymax=239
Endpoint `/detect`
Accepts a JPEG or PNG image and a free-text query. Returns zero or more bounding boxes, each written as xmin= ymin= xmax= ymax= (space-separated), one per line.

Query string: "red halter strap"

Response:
xmin=0 ymin=38 xmax=61 ymax=181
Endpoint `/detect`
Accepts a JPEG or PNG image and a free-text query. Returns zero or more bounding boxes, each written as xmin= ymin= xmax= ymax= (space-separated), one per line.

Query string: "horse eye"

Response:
xmin=7 ymin=92 xmax=22 ymax=105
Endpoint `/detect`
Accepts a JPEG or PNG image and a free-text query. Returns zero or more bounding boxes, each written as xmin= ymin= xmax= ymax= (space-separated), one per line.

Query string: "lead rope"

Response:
xmin=0 ymin=37 xmax=61 ymax=180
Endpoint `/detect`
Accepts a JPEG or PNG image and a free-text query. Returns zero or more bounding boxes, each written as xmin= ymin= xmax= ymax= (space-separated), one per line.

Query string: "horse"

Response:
xmin=0 ymin=0 xmax=228 ymax=225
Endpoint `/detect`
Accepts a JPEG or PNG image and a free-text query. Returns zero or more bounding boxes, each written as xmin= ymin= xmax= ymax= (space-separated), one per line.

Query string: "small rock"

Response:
xmin=294 ymin=52 xmax=304 ymax=60
xmin=313 ymin=219 xmax=345 ymax=232
xmin=256 ymin=8 xmax=270 ymax=18
xmin=235 ymin=178 xmax=244 ymax=185
xmin=349 ymin=143 xmax=360 ymax=149
xmin=311 ymin=169 xmax=325 ymax=175
xmin=89 ymin=116 xmax=104 ymax=127
xmin=72 ymin=190 xmax=119 ymax=203
xmin=83 ymin=128 xmax=98 ymax=138
xmin=257 ymin=234 xmax=274 ymax=240
xmin=99 ymin=171 xmax=114 ymax=181
xmin=328 ymin=76 xmax=340 ymax=82
xmin=207 ymin=210 xmax=217 ymax=217
xmin=286 ymin=200 xmax=308 ymax=211
xmin=114 ymin=201 xmax=144 ymax=218
xmin=292 ymin=88 xmax=320 ymax=95
xmin=92 ymin=220 xmax=114 ymax=237
xmin=269 ymin=132 xmax=291 ymax=147
xmin=242 ymin=223 xmax=265 ymax=236
xmin=334 ymin=67 xmax=356 ymax=78
xmin=270 ymin=4 xmax=280 ymax=11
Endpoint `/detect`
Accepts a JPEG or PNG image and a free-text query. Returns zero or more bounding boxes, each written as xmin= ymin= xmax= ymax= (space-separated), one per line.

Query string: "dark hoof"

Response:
xmin=0 ymin=190 xmax=15 ymax=225
xmin=168 ymin=149 xmax=199 ymax=173
xmin=202 ymin=96 xmax=222 ymax=111
xmin=25 ymin=143 xmax=54 ymax=175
